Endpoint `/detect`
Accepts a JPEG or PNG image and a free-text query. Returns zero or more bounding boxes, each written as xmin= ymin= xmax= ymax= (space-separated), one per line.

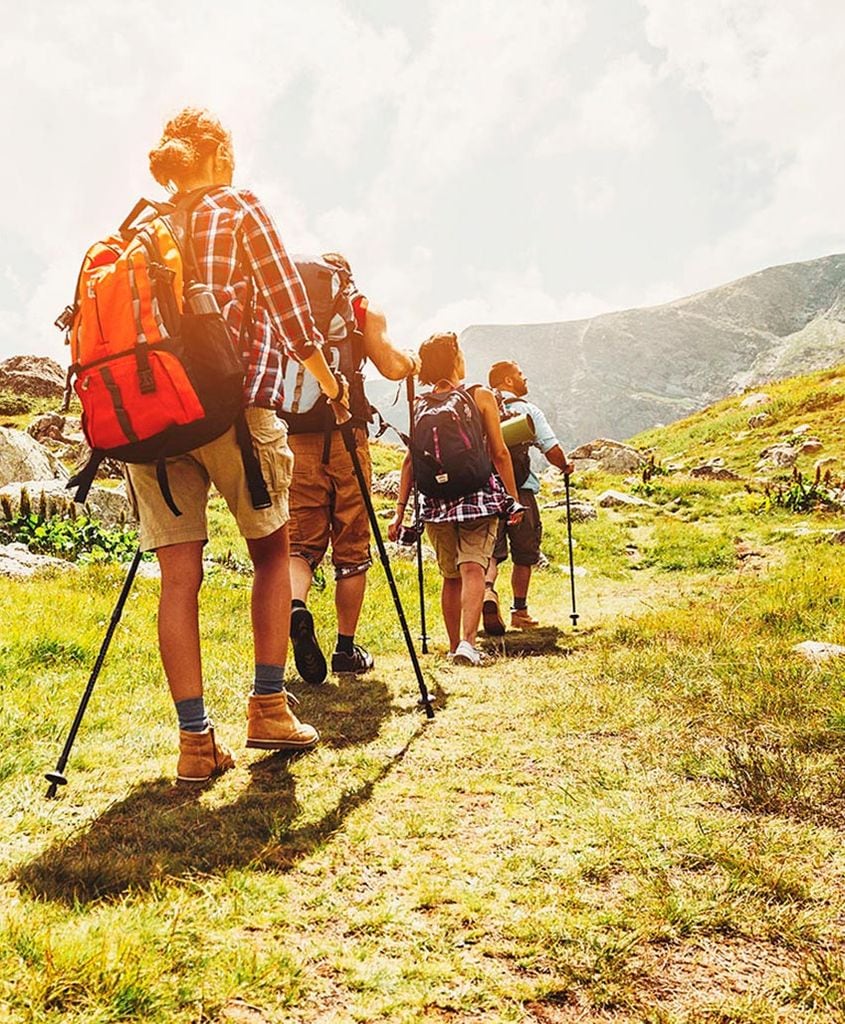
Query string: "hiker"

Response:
xmin=125 ymin=108 xmax=345 ymax=782
xmin=482 ymin=360 xmax=574 ymax=634
xmin=388 ymin=332 xmax=524 ymax=666
xmin=283 ymin=253 xmax=419 ymax=684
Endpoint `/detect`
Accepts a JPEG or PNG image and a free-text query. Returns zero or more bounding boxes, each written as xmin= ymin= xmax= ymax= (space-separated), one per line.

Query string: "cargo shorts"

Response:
xmin=288 ymin=427 xmax=373 ymax=579
xmin=493 ymin=489 xmax=542 ymax=566
xmin=425 ymin=515 xmax=499 ymax=580
xmin=125 ymin=407 xmax=294 ymax=552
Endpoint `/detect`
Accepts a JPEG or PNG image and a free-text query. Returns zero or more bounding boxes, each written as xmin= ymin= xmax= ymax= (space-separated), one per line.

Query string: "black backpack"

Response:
xmin=412 ymin=386 xmax=492 ymax=499
xmin=279 ymin=256 xmax=370 ymax=433
xmin=499 ymin=393 xmax=532 ymax=489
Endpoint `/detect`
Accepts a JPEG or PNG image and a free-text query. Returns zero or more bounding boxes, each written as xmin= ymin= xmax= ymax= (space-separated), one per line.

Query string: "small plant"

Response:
xmin=765 ymin=467 xmax=843 ymax=514
xmin=0 ymin=510 xmax=138 ymax=563
xmin=0 ymin=391 xmax=33 ymax=416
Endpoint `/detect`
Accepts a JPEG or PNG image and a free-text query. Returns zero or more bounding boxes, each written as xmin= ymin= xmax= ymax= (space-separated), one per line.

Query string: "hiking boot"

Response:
xmin=482 ymin=588 xmax=506 ymax=635
xmin=290 ymin=606 xmax=327 ymax=684
xmin=511 ymin=608 xmax=539 ymax=629
xmin=331 ymin=644 xmax=375 ymax=675
xmin=177 ymin=726 xmax=235 ymax=782
xmin=246 ymin=691 xmax=320 ymax=750
xmin=452 ymin=640 xmax=490 ymax=666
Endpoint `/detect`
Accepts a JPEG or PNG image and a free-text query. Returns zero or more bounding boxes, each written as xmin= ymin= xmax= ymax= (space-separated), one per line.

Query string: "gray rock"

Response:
xmin=816 ymin=456 xmax=839 ymax=477
xmin=0 ymin=479 xmax=133 ymax=527
xmin=569 ymin=438 xmax=643 ymax=474
xmin=799 ymin=439 xmax=824 ymax=455
xmin=689 ymin=463 xmax=740 ymax=481
xmin=0 ymin=355 xmax=65 ymax=399
xmin=371 ymin=470 xmax=402 ymax=498
xmin=542 ymin=498 xmax=597 ymax=521
xmin=758 ymin=444 xmax=799 ymax=469
xmin=740 ymin=392 xmax=771 ymax=409
xmin=0 ymin=427 xmax=68 ymax=487
xmin=597 ymin=489 xmax=652 ymax=508
xmin=0 ymin=542 xmax=75 ymax=577
xmin=748 ymin=412 xmax=771 ymax=429
xmin=792 ymin=640 xmax=845 ymax=663
xmin=27 ymin=412 xmax=68 ymax=442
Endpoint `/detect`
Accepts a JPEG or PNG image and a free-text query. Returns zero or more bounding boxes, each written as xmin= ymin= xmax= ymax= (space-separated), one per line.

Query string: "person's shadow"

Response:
xmin=19 ymin=674 xmax=428 ymax=905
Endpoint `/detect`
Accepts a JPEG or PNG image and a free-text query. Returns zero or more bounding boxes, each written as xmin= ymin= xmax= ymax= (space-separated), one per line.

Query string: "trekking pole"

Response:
xmin=563 ymin=473 xmax=579 ymax=627
xmin=333 ymin=406 xmax=434 ymax=719
xmin=45 ymin=547 xmax=143 ymax=798
xmin=405 ymin=376 xmax=430 ymax=653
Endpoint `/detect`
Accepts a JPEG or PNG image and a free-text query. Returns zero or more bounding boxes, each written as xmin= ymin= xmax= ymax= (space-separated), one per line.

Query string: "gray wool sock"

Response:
xmin=176 ymin=696 xmax=209 ymax=733
xmin=253 ymin=662 xmax=285 ymax=696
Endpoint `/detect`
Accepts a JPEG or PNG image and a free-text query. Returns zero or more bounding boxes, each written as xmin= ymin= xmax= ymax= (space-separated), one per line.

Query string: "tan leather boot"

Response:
xmin=246 ymin=691 xmax=320 ymax=750
xmin=177 ymin=726 xmax=235 ymax=782
xmin=510 ymin=608 xmax=540 ymax=629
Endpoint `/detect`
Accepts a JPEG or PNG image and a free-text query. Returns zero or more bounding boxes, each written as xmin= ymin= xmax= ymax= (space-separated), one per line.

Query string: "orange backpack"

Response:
xmin=57 ymin=193 xmax=257 ymax=511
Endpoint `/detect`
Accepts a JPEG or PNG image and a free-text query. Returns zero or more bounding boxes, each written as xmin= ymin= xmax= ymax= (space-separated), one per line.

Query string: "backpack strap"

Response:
xmin=156 ymin=458 xmax=182 ymax=517
xmin=234 ymin=413 xmax=272 ymax=511
xmin=66 ymin=450 xmax=106 ymax=504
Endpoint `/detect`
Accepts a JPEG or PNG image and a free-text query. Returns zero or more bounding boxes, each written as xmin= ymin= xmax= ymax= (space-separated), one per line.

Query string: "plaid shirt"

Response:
xmin=187 ymin=186 xmax=320 ymax=408
xmin=420 ymin=472 xmax=513 ymax=524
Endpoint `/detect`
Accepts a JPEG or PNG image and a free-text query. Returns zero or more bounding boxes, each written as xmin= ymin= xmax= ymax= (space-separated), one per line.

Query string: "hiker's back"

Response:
xmin=412 ymin=385 xmax=492 ymax=500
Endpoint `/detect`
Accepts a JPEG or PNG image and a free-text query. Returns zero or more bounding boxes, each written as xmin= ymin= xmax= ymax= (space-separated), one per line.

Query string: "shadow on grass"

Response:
xmin=17 ymin=676 xmax=428 ymax=905
xmin=478 ymin=625 xmax=573 ymax=658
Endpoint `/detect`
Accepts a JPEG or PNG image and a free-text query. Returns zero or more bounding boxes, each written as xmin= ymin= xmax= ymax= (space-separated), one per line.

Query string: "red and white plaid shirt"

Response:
xmin=186 ymin=186 xmax=321 ymax=408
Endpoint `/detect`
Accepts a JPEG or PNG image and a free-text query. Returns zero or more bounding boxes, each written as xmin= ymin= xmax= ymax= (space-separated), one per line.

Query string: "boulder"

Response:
xmin=0 ymin=355 xmax=65 ymax=398
xmin=740 ymin=392 xmax=771 ymax=409
xmin=541 ymin=498 xmax=597 ymax=521
xmin=0 ymin=542 xmax=75 ymax=578
xmin=569 ymin=438 xmax=643 ymax=474
xmin=815 ymin=456 xmax=839 ymax=477
xmin=748 ymin=412 xmax=770 ymax=429
xmin=371 ymin=469 xmax=402 ymax=498
xmin=792 ymin=640 xmax=845 ymax=664
xmin=689 ymin=463 xmax=740 ymax=481
xmin=0 ymin=427 xmax=68 ymax=487
xmin=758 ymin=444 xmax=799 ymax=469
xmin=27 ymin=412 xmax=70 ymax=443
xmin=799 ymin=439 xmax=824 ymax=455
xmin=597 ymin=489 xmax=652 ymax=508
xmin=0 ymin=480 xmax=133 ymax=527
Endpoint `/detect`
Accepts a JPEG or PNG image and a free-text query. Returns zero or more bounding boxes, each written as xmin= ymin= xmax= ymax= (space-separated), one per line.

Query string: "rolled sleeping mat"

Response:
xmin=501 ymin=412 xmax=534 ymax=447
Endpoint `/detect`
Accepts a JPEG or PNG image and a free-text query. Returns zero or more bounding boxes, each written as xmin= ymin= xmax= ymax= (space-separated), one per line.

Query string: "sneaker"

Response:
xmin=290 ymin=606 xmax=327 ymax=684
xmin=511 ymin=608 xmax=539 ymax=630
xmin=482 ymin=588 xmax=506 ymax=636
xmin=177 ymin=726 xmax=235 ymax=782
xmin=246 ymin=690 xmax=320 ymax=750
xmin=331 ymin=644 xmax=375 ymax=675
xmin=452 ymin=640 xmax=490 ymax=666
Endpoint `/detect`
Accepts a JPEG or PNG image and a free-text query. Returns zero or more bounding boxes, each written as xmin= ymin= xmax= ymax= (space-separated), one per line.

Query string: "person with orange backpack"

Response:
xmin=62 ymin=107 xmax=346 ymax=782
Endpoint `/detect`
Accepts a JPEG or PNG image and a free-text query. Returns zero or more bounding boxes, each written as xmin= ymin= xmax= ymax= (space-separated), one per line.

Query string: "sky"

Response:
xmin=3 ymin=0 xmax=845 ymax=367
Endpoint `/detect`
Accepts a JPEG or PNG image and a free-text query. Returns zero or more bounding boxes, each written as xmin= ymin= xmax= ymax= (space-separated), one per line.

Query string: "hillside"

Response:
xmin=456 ymin=253 xmax=845 ymax=448
xmin=5 ymin=364 xmax=845 ymax=1020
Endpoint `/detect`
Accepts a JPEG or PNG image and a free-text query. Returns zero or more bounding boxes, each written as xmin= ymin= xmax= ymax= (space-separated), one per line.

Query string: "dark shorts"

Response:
xmin=493 ymin=489 xmax=542 ymax=566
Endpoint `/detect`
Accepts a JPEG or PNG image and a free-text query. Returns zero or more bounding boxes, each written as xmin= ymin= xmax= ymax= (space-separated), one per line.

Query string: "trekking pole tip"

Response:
xmin=44 ymin=770 xmax=68 ymax=799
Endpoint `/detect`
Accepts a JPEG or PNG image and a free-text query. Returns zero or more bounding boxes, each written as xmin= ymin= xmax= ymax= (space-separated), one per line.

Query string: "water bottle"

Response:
xmin=184 ymin=282 xmax=220 ymax=316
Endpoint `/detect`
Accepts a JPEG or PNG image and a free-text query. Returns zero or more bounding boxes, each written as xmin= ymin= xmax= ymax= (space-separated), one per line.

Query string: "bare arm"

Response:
xmin=387 ymin=452 xmax=414 ymax=541
xmin=474 ymin=387 xmax=520 ymax=500
xmin=362 ymin=301 xmax=418 ymax=381
xmin=544 ymin=443 xmax=574 ymax=475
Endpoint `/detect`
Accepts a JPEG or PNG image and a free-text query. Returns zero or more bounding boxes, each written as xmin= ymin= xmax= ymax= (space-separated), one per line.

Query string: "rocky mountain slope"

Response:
xmin=454 ymin=254 xmax=845 ymax=448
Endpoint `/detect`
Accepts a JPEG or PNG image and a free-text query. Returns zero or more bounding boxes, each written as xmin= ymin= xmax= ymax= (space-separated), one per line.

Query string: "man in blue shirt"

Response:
xmin=483 ymin=360 xmax=574 ymax=633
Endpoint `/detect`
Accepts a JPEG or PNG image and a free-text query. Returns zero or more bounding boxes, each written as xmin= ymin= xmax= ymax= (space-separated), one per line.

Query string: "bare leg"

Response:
xmin=336 ymin=572 xmax=367 ymax=635
xmin=511 ymin=563 xmax=532 ymax=603
xmin=485 ymin=558 xmax=500 ymax=589
xmin=247 ymin=525 xmax=291 ymax=666
xmin=441 ymin=577 xmax=462 ymax=652
xmin=290 ymin=553 xmax=314 ymax=604
xmin=459 ymin=561 xmax=486 ymax=646
xmin=156 ymin=541 xmax=205 ymax=703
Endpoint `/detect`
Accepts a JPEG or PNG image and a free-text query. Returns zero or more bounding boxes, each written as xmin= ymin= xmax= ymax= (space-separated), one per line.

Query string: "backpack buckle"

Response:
xmin=138 ymin=367 xmax=156 ymax=394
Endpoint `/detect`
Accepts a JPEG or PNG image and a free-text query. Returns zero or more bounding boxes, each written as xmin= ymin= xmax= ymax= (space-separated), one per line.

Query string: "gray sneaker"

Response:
xmin=452 ymin=640 xmax=490 ymax=666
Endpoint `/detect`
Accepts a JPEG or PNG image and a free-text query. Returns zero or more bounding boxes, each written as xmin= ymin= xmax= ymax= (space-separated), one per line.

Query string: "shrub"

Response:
xmin=0 ymin=511 xmax=139 ymax=563
xmin=0 ymin=391 xmax=33 ymax=416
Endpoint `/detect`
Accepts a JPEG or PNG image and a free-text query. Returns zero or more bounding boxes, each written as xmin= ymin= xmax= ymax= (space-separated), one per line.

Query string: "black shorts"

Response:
xmin=493 ymin=489 xmax=542 ymax=566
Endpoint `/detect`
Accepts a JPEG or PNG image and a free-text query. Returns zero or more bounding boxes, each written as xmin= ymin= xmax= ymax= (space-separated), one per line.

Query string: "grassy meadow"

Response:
xmin=3 ymin=367 xmax=845 ymax=1021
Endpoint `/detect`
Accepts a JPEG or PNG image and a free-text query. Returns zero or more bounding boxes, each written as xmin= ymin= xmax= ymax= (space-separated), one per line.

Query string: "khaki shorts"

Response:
xmin=125 ymin=407 xmax=294 ymax=552
xmin=288 ymin=428 xmax=372 ymax=579
xmin=425 ymin=516 xmax=499 ymax=579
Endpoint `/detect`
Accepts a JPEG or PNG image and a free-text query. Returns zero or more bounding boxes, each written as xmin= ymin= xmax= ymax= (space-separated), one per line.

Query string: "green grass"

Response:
xmin=5 ymin=378 xmax=845 ymax=1021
